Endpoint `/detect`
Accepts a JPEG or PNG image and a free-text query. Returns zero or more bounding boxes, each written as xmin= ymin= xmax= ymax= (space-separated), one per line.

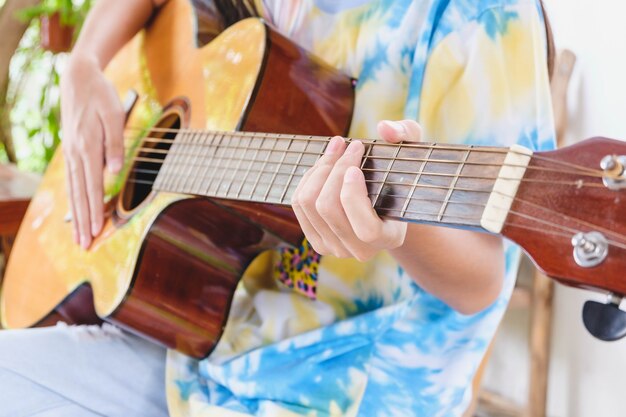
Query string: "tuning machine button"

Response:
xmin=583 ymin=293 xmax=626 ymax=341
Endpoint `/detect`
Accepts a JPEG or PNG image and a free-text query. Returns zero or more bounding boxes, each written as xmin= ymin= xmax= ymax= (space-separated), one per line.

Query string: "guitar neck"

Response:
xmin=152 ymin=130 xmax=532 ymax=233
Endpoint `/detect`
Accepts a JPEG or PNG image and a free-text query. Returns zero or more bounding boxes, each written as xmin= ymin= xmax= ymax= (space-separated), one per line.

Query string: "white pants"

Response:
xmin=0 ymin=323 xmax=169 ymax=417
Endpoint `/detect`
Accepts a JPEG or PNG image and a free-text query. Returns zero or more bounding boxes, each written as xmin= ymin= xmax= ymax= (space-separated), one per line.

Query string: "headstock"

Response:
xmin=501 ymin=137 xmax=626 ymax=341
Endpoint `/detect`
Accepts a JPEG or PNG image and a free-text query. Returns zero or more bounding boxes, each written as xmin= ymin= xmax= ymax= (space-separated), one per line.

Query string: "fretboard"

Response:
xmin=151 ymin=130 xmax=514 ymax=230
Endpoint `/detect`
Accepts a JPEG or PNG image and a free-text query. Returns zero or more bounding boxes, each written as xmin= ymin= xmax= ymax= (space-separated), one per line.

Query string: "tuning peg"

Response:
xmin=582 ymin=294 xmax=626 ymax=341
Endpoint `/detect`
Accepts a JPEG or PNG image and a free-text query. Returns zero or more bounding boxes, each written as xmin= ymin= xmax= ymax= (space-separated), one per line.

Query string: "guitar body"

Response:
xmin=1 ymin=0 xmax=354 ymax=358
xmin=7 ymin=0 xmax=626 ymax=354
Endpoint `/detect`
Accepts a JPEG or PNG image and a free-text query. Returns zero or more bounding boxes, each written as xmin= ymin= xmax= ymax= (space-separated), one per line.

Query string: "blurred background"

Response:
xmin=0 ymin=1 xmax=625 ymax=416
xmin=481 ymin=1 xmax=626 ymax=417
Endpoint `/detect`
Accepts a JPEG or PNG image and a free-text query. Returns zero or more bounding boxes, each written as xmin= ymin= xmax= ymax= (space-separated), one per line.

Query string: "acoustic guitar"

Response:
xmin=3 ymin=0 xmax=626 ymax=358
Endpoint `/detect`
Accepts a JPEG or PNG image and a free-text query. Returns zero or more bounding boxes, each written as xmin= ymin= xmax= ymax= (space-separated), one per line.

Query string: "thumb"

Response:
xmin=377 ymin=120 xmax=423 ymax=143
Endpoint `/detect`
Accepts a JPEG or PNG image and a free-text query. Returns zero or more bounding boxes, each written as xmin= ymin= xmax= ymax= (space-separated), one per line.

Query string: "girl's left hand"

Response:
xmin=291 ymin=119 xmax=423 ymax=261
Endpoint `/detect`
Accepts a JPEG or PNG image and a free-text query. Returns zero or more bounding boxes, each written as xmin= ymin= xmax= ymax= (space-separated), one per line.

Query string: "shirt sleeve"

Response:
xmin=418 ymin=1 xmax=556 ymax=152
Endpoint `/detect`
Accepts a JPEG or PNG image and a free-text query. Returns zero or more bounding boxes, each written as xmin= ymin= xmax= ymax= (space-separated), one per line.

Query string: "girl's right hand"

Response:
xmin=60 ymin=53 xmax=125 ymax=249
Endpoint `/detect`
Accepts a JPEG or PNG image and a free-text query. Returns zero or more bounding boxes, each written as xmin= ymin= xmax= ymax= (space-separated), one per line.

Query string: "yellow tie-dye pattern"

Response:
xmin=419 ymin=32 xmax=474 ymax=143
xmin=420 ymin=14 xmax=552 ymax=145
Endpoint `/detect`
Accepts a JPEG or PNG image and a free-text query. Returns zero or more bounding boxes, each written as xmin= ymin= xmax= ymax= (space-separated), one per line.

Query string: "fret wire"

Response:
xmin=224 ymin=135 xmax=251 ymax=198
xmin=247 ymin=132 xmax=274 ymax=199
xmin=198 ymin=134 xmax=222 ymax=190
xmin=192 ymin=131 xmax=216 ymax=195
xmin=437 ymin=147 xmax=471 ymax=221
xmin=401 ymin=146 xmax=434 ymax=217
xmin=214 ymin=133 xmax=240 ymax=197
xmin=264 ymin=135 xmax=293 ymax=201
xmin=360 ymin=142 xmax=374 ymax=170
xmin=180 ymin=131 xmax=202 ymax=193
xmin=360 ymin=142 xmax=375 ymax=203
xmin=181 ymin=131 xmax=204 ymax=192
xmin=170 ymin=132 xmax=194 ymax=192
xmin=208 ymin=134 xmax=228 ymax=196
xmin=201 ymin=132 xmax=225 ymax=195
xmin=186 ymin=131 xmax=207 ymax=193
xmin=279 ymin=135 xmax=307 ymax=204
xmin=235 ymin=134 xmax=264 ymax=199
xmin=371 ymin=142 xmax=402 ymax=209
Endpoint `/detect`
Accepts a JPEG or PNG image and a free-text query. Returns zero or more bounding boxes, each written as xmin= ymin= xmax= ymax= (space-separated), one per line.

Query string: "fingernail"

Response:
xmin=81 ymin=235 xmax=90 ymax=250
xmin=325 ymin=137 xmax=344 ymax=155
xmin=108 ymin=158 xmax=123 ymax=173
xmin=344 ymin=166 xmax=362 ymax=183
xmin=346 ymin=141 xmax=363 ymax=154
xmin=91 ymin=221 xmax=101 ymax=236
xmin=385 ymin=121 xmax=406 ymax=139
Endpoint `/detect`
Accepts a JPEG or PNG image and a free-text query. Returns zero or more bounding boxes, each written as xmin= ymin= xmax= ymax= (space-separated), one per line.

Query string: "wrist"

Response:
xmin=68 ymin=51 xmax=103 ymax=71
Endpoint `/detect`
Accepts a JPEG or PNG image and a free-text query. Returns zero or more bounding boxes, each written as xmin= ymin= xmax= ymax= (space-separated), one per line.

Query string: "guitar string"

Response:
xmin=128 ymin=142 xmax=609 ymax=181
xmin=125 ymin=129 xmax=509 ymax=154
xmin=125 ymin=133 xmax=604 ymax=178
xmin=135 ymin=163 xmax=495 ymax=194
xmin=124 ymin=125 xmax=598 ymax=176
xmin=131 ymin=163 xmax=612 ymax=240
xmin=377 ymin=207 xmax=586 ymax=246
xmin=507 ymin=194 xmax=626 ymax=243
xmin=128 ymin=160 xmax=605 ymax=190
xmin=381 ymin=193 xmax=626 ymax=249
xmin=133 ymin=141 xmax=604 ymax=178
xmin=123 ymin=131 xmax=624 ymax=240
xmin=128 ymin=173 xmax=620 ymax=244
xmin=380 ymin=206 xmax=579 ymax=237
xmin=123 ymin=128 xmax=605 ymax=177
xmin=371 ymin=201 xmax=626 ymax=250
xmin=125 ymin=177 xmax=626 ymax=251
xmin=128 ymin=177 xmax=492 ymax=205
xmin=132 ymin=170 xmax=622 ymax=243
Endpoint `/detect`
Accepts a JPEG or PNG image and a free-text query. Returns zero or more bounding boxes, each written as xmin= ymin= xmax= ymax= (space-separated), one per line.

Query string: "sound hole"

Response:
xmin=121 ymin=112 xmax=181 ymax=212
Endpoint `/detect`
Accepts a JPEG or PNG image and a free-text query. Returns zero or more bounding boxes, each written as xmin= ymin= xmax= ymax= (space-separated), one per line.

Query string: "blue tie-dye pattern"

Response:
xmin=176 ymin=380 xmax=199 ymax=401
xmin=313 ymin=0 xmax=373 ymax=14
xmin=169 ymin=1 xmax=556 ymax=416
xmin=357 ymin=39 xmax=389 ymax=88
xmin=481 ymin=8 xmax=519 ymax=39
xmin=380 ymin=0 xmax=414 ymax=28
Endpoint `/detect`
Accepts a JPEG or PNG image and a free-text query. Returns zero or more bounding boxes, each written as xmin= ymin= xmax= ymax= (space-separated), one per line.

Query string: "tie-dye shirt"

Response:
xmin=167 ymin=1 xmax=555 ymax=416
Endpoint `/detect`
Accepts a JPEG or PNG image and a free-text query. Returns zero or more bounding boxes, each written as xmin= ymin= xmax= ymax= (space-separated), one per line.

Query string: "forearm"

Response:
xmin=389 ymin=223 xmax=505 ymax=315
xmin=71 ymin=0 xmax=168 ymax=69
